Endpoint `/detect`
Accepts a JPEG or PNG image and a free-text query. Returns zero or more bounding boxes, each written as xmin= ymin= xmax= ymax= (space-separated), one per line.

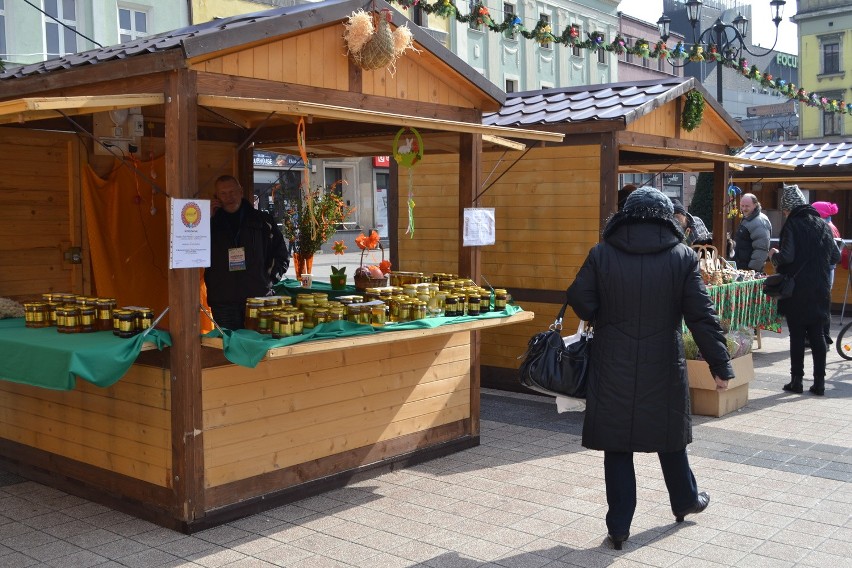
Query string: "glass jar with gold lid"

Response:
xmin=494 ymin=289 xmax=508 ymax=310
xmin=244 ymin=298 xmax=265 ymax=331
xmin=257 ymin=307 xmax=274 ymax=334
xmin=23 ymin=302 xmax=49 ymax=328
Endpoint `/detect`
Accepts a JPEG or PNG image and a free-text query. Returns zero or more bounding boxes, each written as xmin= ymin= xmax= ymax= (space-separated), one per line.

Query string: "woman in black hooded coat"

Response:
xmin=567 ymin=187 xmax=734 ymax=549
xmin=769 ymin=185 xmax=841 ymax=395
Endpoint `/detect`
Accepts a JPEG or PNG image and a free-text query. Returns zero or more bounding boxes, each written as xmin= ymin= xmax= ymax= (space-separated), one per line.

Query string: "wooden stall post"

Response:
xmin=165 ymin=68 xmax=205 ymax=523
xmin=600 ymin=132 xmax=618 ymax=225
xmin=713 ymin=161 xmax=730 ymax=255
xmin=459 ymin=133 xmax=482 ymax=436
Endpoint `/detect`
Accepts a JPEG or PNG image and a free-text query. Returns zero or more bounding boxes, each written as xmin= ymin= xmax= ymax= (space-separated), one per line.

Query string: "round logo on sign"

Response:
xmin=181 ymin=202 xmax=202 ymax=228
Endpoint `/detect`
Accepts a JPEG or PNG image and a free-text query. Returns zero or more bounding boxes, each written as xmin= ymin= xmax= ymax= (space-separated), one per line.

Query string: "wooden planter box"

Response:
xmin=687 ymin=353 xmax=753 ymax=417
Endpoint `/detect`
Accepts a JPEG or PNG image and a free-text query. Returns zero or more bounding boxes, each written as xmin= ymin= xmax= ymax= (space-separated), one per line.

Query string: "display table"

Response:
xmin=0 ymin=318 xmax=172 ymax=390
xmin=705 ymin=278 xmax=781 ymax=332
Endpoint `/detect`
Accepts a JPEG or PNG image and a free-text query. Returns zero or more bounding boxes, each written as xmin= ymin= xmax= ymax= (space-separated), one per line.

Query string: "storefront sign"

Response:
xmin=253 ymin=151 xmax=303 ymax=168
xmin=775 ymin=53 xmax=798 ymax=68
xmin=373 ymin=156 xmax=390 ymax=168
xmin=170 ymin=199 xmax=211 ymax=269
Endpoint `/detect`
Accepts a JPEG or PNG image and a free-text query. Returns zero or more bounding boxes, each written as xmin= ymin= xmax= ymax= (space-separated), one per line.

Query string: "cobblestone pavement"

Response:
xmin=0 ymin=321 xmax=849 ymax=567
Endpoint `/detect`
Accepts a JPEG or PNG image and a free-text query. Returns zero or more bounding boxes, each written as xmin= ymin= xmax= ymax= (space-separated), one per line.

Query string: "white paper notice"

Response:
xmin=170 ymin=199 xmax=211 ymax=269
xmin=463 ymin=208 xmax=496 ymax=246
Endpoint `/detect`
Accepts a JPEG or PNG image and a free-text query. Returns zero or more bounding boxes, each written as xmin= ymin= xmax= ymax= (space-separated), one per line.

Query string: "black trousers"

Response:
xmin=209 ymin=303 xmax=245 ymax=330
xmin=788 ymin=321 xmax=827 ymax=384
xmin=604 ymin=449 xmax=698 ymax=536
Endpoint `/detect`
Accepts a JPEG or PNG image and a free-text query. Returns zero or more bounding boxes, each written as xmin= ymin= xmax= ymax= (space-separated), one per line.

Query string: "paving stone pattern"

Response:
xmin=0 ymin=323 xmax=849 ymax=567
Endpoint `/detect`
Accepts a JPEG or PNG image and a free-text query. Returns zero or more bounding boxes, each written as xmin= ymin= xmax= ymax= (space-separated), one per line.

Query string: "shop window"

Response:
xmin=823 ymin=42 xmax=840 ymax=74
xmin=44 ymin=0 xmax=79 ymax=59
xmin=119 ymin=6 xmax=148 ymax=43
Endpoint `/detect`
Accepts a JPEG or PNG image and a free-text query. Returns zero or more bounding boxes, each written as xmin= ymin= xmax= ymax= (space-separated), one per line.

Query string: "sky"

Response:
xmin=618 ymin=0 xmax=799 ymax=55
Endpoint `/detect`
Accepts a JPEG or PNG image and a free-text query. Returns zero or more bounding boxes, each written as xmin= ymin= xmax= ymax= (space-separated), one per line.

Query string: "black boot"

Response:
xmin=783 ymin=376 xmax=803 ymax=394
xmin=810 ymin=376 xmax=825 ymax=396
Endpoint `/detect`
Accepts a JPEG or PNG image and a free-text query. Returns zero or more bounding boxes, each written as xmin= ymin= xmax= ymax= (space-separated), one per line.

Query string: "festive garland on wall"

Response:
xmin=682 ymin=91 xmax=705 ymax=132
xmin=388 ymin=0 xmax=850 ymax=115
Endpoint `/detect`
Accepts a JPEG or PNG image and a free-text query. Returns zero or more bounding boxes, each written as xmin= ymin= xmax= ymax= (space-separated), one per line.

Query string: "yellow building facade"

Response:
xmin=191 ymin=0 xmax=282 ymax=23
xmin=793 ymin=0 xmax=852 ymax=139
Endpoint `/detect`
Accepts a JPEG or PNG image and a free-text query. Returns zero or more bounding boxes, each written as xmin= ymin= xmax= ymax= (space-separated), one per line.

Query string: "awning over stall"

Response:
xmin=0 ymin=94 xmax=165 ymax=124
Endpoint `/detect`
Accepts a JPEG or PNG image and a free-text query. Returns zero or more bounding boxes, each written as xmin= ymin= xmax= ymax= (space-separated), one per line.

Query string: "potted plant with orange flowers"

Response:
xmin=329 ymin=240 xmax=348 ymax=290
xmin=353 ymin=230 xmax=391 ymax=292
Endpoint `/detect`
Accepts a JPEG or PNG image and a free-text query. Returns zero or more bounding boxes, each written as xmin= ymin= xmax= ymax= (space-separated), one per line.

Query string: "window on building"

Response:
xmin=119 ymin=6 xmax=148 ymax=43
xmin=538 ymin=14 xmax=550 ymax=48
xmin=505 ymin=78 xmax=518 ymax=93
xmin=823 ymin=42 xmax=840 ymax=74
xmin=625 ymin=38 xmax=632 ymax=63
xmin=413 ymin=5 xmax=427 ymax=27
xmin=572 ymin=27 xmax=581 ymax=57
xmin=824 ymin=110 xmax=841 ymax=136
xmin=468 ymin=0 xmax=480 ymax=30
xmin=44 ymin=0 xmax=78 ymax=59
xmin=598 ymin=47 xmax=606 ymax=64
xmin=0 ymin=0 xmax=7 ymax=60
xmin=503 ymin=3 xmax=515 ymax=39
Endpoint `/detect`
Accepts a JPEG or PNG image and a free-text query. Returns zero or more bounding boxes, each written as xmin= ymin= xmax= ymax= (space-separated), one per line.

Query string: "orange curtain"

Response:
xmin=82 ymin=158 xmax=213 ymax=332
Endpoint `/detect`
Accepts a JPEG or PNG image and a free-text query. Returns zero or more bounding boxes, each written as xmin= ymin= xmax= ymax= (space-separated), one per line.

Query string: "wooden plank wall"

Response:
xmin=191 ymin=27 xmax=478 ymax=109
xmin=0 ymin=365 xmax=172 ymax=487
xmin=396 ymin=146 xmax=600 ymax=371
xmin=628 ymin=98 xmax=736 ymax=147
xmin=0 ymin=129 xmax=80 ymax=299
xmin=202 ymin=332 xmax=472 ymax=488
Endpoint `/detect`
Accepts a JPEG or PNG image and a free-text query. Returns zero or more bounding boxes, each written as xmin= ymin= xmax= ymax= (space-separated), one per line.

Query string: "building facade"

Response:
xmin=0 ymin=0 xmax=188 ymax=67
xmin=617 ymin=12 xmax=684 ymax=82
xmin=792 ymin=0 xmax=852 ymax=138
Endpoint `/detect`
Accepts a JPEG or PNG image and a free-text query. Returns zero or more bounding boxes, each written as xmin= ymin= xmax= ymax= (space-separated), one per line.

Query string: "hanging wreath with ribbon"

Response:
xmin=393 ymin=126 xmax=424 ymax=237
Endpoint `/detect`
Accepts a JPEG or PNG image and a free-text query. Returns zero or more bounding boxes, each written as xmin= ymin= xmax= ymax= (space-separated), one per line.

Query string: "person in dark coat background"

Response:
xmin=768 ymin=185 xmax=841 ymax=396
xmin=567 ymin=187 xmax=734 ymax=550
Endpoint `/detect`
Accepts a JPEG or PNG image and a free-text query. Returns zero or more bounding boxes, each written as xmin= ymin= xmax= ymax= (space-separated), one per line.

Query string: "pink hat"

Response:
xmin=812 ymin=201 xmax=839 ymax=218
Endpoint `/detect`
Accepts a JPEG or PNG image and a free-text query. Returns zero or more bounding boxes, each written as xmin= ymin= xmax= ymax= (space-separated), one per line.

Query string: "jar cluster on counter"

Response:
xmin=241 ymin=277 xmax=511 ymax=336
xmin=24 ymin=293 xmax=153 ymax=337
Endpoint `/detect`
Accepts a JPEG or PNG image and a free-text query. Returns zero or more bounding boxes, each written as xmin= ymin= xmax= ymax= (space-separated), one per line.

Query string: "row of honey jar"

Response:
xmin=23 ymin=297 xmax=154 ymax=337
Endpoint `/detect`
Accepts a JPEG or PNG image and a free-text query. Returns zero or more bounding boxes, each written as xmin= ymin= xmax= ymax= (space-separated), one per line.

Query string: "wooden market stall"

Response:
xmin=734 ymin=140 xmax=852 ymax=308
xmin=0 ymin=0 xmax=560 ymax=531
xmin=393 ymin=77 xmax=794 ymax=392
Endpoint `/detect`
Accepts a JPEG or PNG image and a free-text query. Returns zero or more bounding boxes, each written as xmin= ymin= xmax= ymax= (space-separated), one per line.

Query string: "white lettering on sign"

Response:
xmin=776 ymin=53 xmax=798 ymax=68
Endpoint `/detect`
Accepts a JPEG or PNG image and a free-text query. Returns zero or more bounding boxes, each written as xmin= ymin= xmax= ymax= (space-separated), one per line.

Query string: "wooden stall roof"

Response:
xmin=479 ymin=77 xmax=798 ymax=172
xmin=734 ymin=139 xmax=852 ymax=184
xmin=0 ymin=0 xmax=564 ymax=155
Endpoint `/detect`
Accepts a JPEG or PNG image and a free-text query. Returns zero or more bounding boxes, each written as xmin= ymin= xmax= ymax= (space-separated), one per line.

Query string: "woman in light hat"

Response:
xmin=768 ymin=186 xmax=841 ymax=395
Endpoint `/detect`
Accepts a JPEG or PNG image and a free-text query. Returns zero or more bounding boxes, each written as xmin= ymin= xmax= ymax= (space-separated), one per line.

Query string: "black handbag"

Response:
xmin=762 ymin=273 xmax=795 ymax=299
xmin=518 ymin=297 xmax=591 ymax=399
xmin=763 ymin=259 xmax=808 ymax=299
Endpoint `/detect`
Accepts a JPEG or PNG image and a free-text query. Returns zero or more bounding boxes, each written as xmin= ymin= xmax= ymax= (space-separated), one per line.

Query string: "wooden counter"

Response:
xmin=0 ymin=312 xmax=533 ymax=531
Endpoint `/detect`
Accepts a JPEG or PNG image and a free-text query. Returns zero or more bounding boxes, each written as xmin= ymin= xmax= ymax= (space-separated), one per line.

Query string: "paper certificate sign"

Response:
xmin=169 ymin=199 xmax=211 ymax=269
xmin=463 ymin=208 xmax=496 ymax=246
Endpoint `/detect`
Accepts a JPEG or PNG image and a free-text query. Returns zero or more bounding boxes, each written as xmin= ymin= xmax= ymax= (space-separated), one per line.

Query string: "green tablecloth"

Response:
xmin=0 ymin=318 xmax=172 ymax=390
xmin=206 ymin=304 xmax=524 ymax=368
xmin=706 ymin=278 xmax=782 ymax=332
xmin=272 ymin=278 xmax=357 ymax=300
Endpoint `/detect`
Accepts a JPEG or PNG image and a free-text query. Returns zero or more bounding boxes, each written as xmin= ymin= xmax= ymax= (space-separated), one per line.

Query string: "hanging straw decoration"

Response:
xmin=393 ymin=127 xmax=424 ymax=237
xmin=343 ymin=9 xmax=416 ymax=73
xmin=297 ymin=118 xmax=317 ymax=241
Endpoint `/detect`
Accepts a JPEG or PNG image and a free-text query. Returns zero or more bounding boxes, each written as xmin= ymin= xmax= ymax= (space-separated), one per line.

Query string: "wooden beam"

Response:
xmin=459 ymin=133 xmax=482 ymax=437
xmin=0 ymin=94 xmax=165 ymax=125
xmin=617 ymin=131 xmax=731 ymax=156
xmin=620 ymin=144 xmax=797 ymax=170
xmin=713 ymin=161 xmax=730 ymax=255
xmin=197 ymin=95 xmax=564 ymax=143
xmin=165 ymin=68 xmax=204 ymax=523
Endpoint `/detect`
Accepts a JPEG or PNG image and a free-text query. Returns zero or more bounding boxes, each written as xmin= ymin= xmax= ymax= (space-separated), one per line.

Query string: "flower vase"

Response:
xmin=329 ymin=273 xmax=347 ymax=290
xmin=293 ymin=253 xmax=314 ymax=280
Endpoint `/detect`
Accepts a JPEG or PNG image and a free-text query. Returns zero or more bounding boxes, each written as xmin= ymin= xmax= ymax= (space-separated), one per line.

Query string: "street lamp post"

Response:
xmin=656 ymin=0 xmax=786 ymax=104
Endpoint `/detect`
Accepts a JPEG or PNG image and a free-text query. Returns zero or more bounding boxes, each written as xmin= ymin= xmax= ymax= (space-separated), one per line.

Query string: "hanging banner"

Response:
xmin=170 ymin=198 xmax=211 ymax=269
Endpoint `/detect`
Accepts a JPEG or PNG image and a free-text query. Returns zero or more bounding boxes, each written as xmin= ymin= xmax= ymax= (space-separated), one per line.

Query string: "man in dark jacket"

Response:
xmin=205 ymin=175 xmax=289 ymax=329
xmin=567 ymin=187 xmax=734 ymax=550
xmin=769 ymin=185 xmax=841 ymax=395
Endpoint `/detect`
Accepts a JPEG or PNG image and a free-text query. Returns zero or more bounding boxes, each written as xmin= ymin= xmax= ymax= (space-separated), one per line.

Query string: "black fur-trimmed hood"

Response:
xmin=602 ymin=207 xmax=685 ymax=255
